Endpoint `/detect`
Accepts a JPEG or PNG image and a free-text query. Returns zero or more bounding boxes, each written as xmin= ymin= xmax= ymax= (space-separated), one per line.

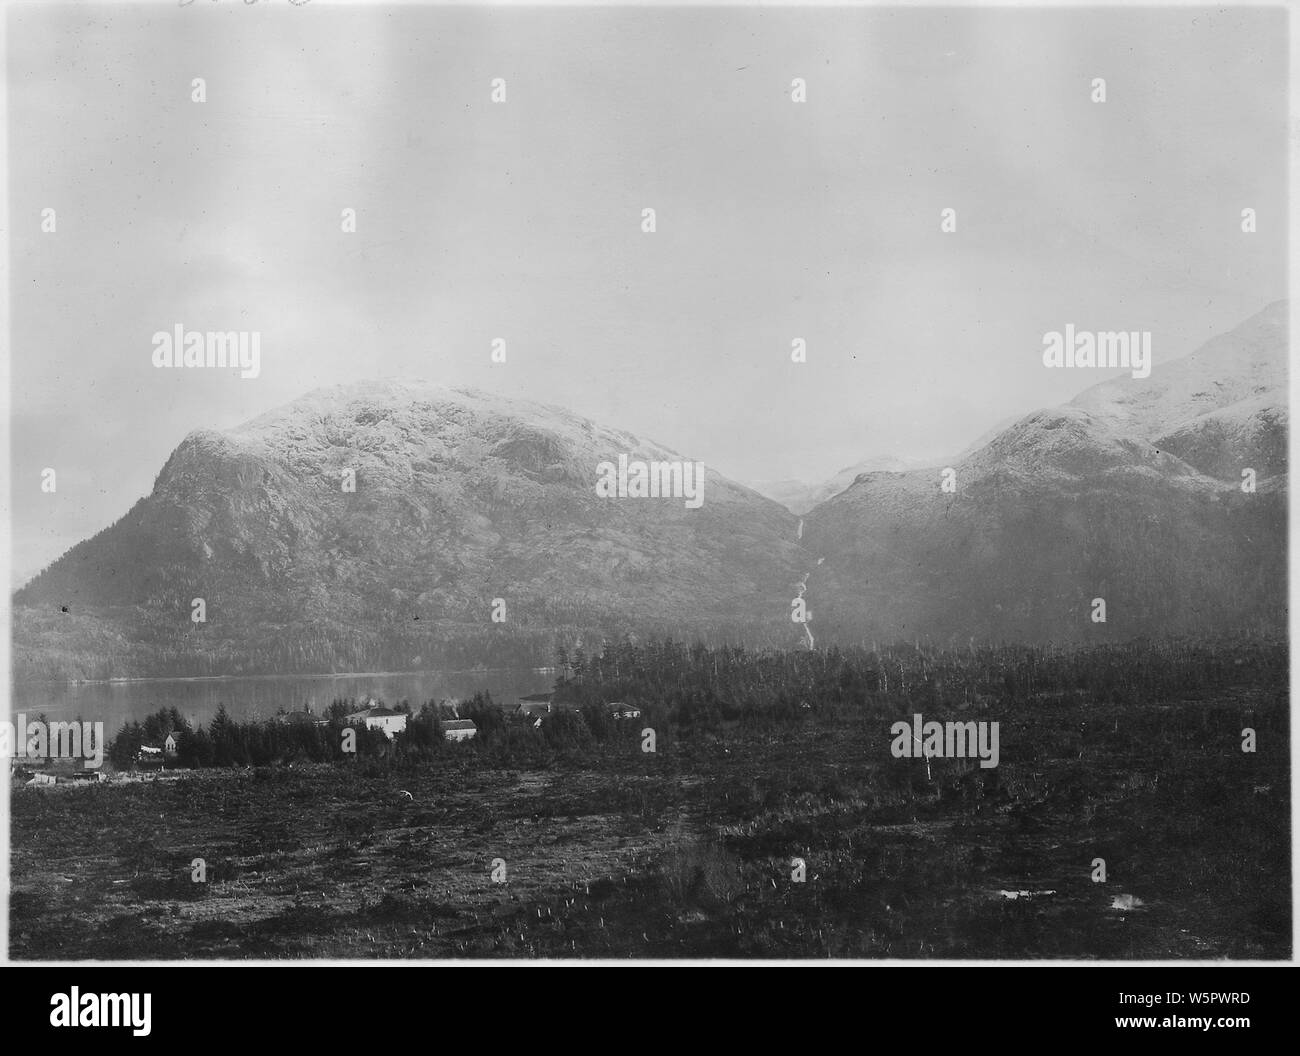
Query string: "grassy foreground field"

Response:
xmin=10 ymin=655 xmax=1288 ymax=959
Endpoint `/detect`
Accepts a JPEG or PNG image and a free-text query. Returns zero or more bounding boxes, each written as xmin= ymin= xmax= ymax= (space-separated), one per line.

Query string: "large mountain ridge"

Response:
xmin=15 ymin=383 xmax=805 ymax=678
xmin=800 ymin=302 xmax=1287 ymax=645
xmin=13 ymin=304 xmax=1287 ymax=679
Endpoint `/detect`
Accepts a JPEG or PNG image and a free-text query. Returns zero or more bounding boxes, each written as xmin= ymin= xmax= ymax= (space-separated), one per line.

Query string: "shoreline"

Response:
xmin=14 ymin=665 xmax=555 ymax=688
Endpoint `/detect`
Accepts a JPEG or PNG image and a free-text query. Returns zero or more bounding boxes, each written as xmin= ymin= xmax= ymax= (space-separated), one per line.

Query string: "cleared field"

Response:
xmin=9 ymin=677 xmax=1288 ymax=959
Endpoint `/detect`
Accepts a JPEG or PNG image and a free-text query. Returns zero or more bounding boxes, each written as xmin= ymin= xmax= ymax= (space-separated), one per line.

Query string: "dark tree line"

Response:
xmin=552 ymin=634 xmax=1287 ymax=733
xmin=102 ymin=634 xmax=1285 ymax=771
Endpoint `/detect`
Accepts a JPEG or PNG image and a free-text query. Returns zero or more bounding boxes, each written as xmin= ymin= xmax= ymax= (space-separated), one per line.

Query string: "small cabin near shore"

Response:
xmin=442 ymin=719 xmax=478 ymax=742
xmin=69 ymin=769 xmax=106 ymax=783
xmin=276 ymin=709 xmax=328 ymax=728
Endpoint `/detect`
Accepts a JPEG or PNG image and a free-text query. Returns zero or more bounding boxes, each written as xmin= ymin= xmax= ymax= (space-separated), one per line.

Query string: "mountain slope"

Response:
xmin=15 ymin=382 xmax=804 ymax=678
xmin=1071 ymin=299 xmax=1287 ymax=480
xmin=801 ymin=304 xmax=1288 ymax=645
xmin=1070 ymin=300 xmax=1285 ymax=438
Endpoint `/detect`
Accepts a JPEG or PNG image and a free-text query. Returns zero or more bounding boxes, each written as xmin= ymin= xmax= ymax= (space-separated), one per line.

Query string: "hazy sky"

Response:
xmin=7 ymin=3 xmax=1288 ymax=585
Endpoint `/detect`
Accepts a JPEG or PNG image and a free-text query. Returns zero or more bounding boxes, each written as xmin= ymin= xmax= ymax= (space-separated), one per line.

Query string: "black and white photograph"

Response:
xmin=1 ymin=0 xmax=1292 ymax=978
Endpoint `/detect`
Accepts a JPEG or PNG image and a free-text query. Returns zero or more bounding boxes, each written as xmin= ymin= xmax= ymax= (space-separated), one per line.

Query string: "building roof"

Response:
xmin=346 ymin=706 xmax=404 ymax=720
xmin=277 ymin=710 xmax=325 ymax=725
xmin=442 ymin=719 xmax=477 ymax=731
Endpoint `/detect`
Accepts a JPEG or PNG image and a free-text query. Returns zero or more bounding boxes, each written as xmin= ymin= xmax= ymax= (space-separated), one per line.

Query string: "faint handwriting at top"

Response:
xmin=180 ymin=0 xmax=313 ymax=8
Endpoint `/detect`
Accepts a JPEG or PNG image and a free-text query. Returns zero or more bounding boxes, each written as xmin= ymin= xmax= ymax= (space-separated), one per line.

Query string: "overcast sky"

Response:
xmin=7 ymin=2 xmax=1287 ymax=585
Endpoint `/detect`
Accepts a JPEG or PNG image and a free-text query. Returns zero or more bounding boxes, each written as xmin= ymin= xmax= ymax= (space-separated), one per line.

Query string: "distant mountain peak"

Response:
xmin=801 ymin=304 xmax=1287 ymax=645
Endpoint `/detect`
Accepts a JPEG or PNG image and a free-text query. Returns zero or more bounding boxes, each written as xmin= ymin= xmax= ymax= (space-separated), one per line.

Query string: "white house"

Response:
xmin=442 ymin=719 xmax=478 ymax=742
xmin=163 ymin=732 xmax=179 ymax=755
xmin=345 ymin=705 xmax=408 ymax=739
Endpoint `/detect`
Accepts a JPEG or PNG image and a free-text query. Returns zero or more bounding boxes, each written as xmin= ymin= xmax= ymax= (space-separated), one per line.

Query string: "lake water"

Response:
xmin=7 ymin=669 xmax=556 ymax=735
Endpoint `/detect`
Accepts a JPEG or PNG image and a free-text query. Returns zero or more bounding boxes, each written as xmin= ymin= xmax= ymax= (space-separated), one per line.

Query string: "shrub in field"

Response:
xmin=660 ymin=838 xmax=745 ymax=909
